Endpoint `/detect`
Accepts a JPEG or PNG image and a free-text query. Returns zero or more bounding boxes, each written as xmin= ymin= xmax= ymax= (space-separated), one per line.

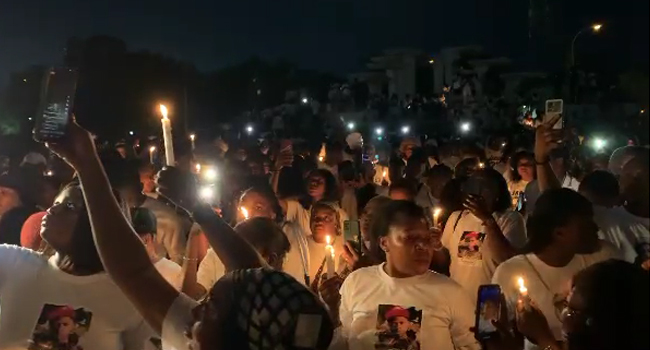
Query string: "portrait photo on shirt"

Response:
xmin=28 ymin=304 xmax=92 ymax=350
xmin=458 ymin=231 xmax=486 ymax=261
xmin=375 ymin=304 xmax=422 ymax=350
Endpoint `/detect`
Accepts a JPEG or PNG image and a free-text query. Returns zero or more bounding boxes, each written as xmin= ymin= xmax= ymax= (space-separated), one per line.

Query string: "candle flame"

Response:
xmin=517 ymin=277 xmax=527 ymax=293
xmin=240 ymin=206 xmax=249 ymax=220
xmin=159 ymin=104 xmax=168 ymax=119
xmin=433 ymin=207 xmax=442 ymax=217
xmin=326 ymin=235 xmax=331 ymax=245
xmin=195 ymin=163 xmax=202 ymax=172
xmin=190 ymin=134 xmax=196 ymax=141
xmin=382 ymin=169 xmax=387 ymax=178
xmin=149 ymin=146 xmax=156 ymax=153
xmin=319 ymin=156 xmax=324 ymax=162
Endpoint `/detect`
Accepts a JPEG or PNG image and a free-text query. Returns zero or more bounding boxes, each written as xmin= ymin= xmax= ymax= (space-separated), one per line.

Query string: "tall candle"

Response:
xmin=190 ymin=134 xmax=196 ymax=150
xmin=149 ymin=146 xmax=156 ymax=165
xmin=159 ymin=104 xmax=175 ymax=167
xmin=325 ymin=235 xmax=336 ymax=279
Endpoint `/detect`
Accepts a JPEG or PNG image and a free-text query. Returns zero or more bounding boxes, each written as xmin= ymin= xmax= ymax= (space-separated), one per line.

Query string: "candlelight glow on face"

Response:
xmin=159 ymin=104 xmax=168 ymax=119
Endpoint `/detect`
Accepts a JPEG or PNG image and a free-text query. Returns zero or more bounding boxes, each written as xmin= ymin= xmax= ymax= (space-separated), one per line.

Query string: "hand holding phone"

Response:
xmin=544 ymin=99 xmax=563 ymax=130
xmin=33 ymin=67 xmax=78 ymax=142
xmin=474 ymin=284 xmax=503 ymax=342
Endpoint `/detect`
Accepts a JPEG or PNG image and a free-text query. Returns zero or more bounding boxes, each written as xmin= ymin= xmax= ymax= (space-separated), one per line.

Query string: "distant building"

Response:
xmin=350 ymin=48 xmax=431 ymax=101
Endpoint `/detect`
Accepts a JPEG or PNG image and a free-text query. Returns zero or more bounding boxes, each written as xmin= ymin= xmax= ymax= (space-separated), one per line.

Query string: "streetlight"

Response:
xmin=129 ymin=131 xmax=134 ymax=136
xmin=375 ymin=127 xmax=384 ymax=136
xmin=401 ymin=126 xmax=410 ymax=135
xmin=245 ymin=125 xmax=253 ymax=135
xmin=460 ymin=122 xmax=471 ymax=133
xmin=302 ymin=97 xmax=309 ymax=104
xmin=347 ymin=122 xmax=355 ymax=131
xmin=571 ymin=23 xmax=604 ymax=67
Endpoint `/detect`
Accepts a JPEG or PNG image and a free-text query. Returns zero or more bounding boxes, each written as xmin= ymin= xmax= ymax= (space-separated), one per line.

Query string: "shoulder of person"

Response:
xmin=0 ymin=244 xmax=47 ymax=268
xmin=594 ymin=239 xmax=624 ymax=260
xmin=421 ymin=269 xmax=465 ymax=289
xmin=492 ymin=254 xmax=528 ymax=282
xmin=495 ymin=210 xmax=524 ymax=224
xmin=341 ymin=264 xmax=379 ymax=288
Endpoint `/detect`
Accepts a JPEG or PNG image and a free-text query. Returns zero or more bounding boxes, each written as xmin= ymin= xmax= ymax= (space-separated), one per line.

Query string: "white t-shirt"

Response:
xmin=492 ymin=242 xmax=620 ymax=350
xmin=332 ymin=264 xmax=480 ymax=350
xmin=594 ymin=206 xmax=650 ymax=263
xmin=0 ymin=245 xmax=153 ymax=349
xmin=524 ymin=175 xmax=581 ymax=214
xmin=442 ymin=210 xmax=527 ymax=302
xmin=155 ymin=257 xmax=182 ymax=290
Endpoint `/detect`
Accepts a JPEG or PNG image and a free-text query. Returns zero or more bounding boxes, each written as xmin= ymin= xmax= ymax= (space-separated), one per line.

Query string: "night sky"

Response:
xmin=1 ymin=0 xmax=647 ymax=84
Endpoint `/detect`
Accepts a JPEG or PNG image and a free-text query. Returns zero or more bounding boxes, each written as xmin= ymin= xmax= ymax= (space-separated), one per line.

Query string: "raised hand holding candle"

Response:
xmin=325 ymin=235 xmax=336 ymax=279
xmin=159 ymin=104 xmax=175 ymax=167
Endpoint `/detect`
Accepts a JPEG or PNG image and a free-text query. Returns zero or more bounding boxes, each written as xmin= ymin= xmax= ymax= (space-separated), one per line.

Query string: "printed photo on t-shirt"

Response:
xmin=375 ymin=304 xmax=422 ymax=350
xmin=458 ymin=231 xmax=486 ymax=261
xmin=28 ymin=304 xmax=92 ymax=350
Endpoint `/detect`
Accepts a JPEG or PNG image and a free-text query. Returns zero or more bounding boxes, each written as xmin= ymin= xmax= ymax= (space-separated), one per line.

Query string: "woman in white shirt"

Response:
xmin=433 ymin=167 xmax=527 ymax=302
xmin=44 ymin=121 xmax=334 ymax=350
xmin=332 ymin=200 xmax=480 ymax=350
xmin=0 ymin=180 xmax=152 ymax=349
xmin=507 ymin=151 xmax=536 ymax=207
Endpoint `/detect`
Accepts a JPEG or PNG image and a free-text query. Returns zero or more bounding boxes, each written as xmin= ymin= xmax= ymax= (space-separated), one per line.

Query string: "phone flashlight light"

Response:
xmin=203 ymin=167 xmax=218 ymax=181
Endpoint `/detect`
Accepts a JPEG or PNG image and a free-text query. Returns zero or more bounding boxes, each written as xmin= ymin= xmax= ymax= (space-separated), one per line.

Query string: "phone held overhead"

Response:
xmin=33 ymin=67 xmax=79 ymax=142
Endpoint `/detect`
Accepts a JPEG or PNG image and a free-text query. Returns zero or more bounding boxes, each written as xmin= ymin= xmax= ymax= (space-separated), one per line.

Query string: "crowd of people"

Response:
xmin=0 ymin=112 xmax=648 ymax=350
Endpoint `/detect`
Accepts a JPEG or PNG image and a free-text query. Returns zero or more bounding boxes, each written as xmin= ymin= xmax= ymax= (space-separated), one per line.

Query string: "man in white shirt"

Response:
xmin=492 ymin=188 xmax=621 ymax=350
xmin=579 ymin=170 xmax=650 ymax=264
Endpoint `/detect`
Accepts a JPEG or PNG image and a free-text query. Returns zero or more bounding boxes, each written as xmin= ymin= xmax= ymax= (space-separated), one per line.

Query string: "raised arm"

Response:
xmin=534 ymin=115 xmax=563 ymax=193
xmin=48 ymin=125 xmax=178 ymax=334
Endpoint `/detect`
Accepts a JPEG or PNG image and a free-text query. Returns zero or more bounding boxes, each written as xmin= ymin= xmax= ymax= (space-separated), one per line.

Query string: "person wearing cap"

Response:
xmin=43 ymin=121 xmax=334 ymax=350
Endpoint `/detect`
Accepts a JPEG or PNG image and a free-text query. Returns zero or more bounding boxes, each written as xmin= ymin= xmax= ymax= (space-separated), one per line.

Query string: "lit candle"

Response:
xmin=195 ymin=163 xmax=202 ymax=174
xmin=149 ymin=146 xmax=156 ymax=165
xmin=240 ymin=206 xmax=249 ymax=220
xmin=478 ymin=162 xmax=485 ymax=169
xmin=189 ymin=134 xmax=196 ymax=150
xmin=432 ymin=207 xmax=442 ymax=226
xmin=517 ymin=277 xmax=531 ymax=309
xmin=325 ymin=235 xmax=336 ymax=279
xmin=318 ymin=156 xmax=324 ymax=162
xmin=159 ymin=104 xmax=175 ymax=167
xmin=382 ymin=169 xmax=387 ymax=182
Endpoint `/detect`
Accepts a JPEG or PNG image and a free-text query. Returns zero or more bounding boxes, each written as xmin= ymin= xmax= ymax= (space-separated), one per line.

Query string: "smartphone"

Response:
xmin=33 ymin=67 xmax=79 ymax=142
xmin=474 ymin=284 xmax=502 ymax=342
xmin=545 ymin=99 xmax=563 ymax=130
xmin=343 ymin=220 xmax=361 ymax=243
xmin=516 ymin=192 xmax=526 ymax=213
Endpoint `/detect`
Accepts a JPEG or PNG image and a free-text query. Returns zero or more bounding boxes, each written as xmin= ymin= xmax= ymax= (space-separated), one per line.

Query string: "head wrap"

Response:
xmin=225 ymin=268 xmax=334 ymax=349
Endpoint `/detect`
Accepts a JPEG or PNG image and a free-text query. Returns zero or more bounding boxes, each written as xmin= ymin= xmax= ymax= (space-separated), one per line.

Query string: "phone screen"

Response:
xmin=545 ymin=99 xmax=564 ymax=130
xmin=343 ymin=220 xmax=361 ymax=243
xmin=34 ymin=67 xmax=78 ymax=142
xmin=475 ymin=284 xmax=502 ymax=341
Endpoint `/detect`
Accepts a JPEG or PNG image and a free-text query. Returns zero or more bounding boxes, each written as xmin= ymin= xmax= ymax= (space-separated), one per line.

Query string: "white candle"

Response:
xmin=149 ymin=146 xmax=156 ymax=165
xmin=159 ymin=104 xmax=175 ymax=167
xmin=325 ymin=235 xmax=336 ymax=279
xmin=190 ymin=134 xmax=196 ymax=150
xmin=517 ymin=277 xmax=531 ymax=309
xmin=432 ymin=207 xmax=442 ymax=227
